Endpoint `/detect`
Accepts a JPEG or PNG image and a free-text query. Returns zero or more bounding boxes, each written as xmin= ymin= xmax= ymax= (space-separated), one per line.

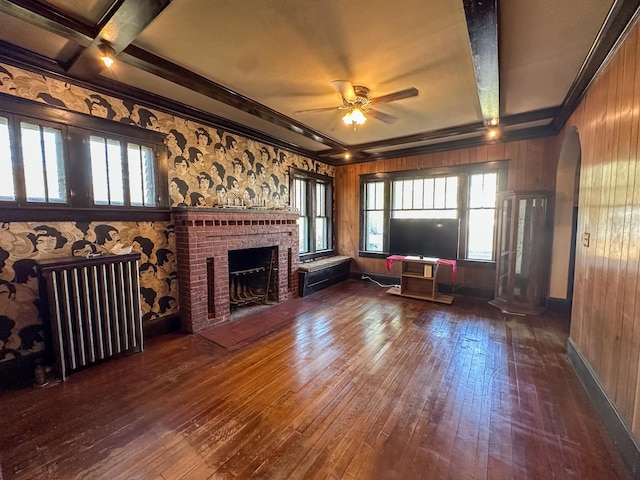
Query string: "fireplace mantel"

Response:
xmin=173 ymin=209 xmax=300 ymax=332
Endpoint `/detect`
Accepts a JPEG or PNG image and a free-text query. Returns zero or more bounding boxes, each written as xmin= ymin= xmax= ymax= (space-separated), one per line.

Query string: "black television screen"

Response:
xmin=388 ymin=218 xmax=459 ymax=259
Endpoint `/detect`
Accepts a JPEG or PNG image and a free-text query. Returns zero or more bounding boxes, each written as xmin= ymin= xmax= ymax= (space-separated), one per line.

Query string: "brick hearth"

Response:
xmin=173 ymin=209 xmax=300 ymax=332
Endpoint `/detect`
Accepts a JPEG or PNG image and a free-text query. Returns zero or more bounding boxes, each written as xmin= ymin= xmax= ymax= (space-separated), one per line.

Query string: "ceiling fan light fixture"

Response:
xmin=98 ymin=42 xmax=115 ymax=68
xmin=342 ymin=107 xmax=366 ymax=127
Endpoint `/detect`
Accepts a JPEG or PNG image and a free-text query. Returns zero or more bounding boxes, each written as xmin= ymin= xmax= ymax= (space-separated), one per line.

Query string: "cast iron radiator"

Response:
xmin=36 ymin=253 xmax=143 ymax=380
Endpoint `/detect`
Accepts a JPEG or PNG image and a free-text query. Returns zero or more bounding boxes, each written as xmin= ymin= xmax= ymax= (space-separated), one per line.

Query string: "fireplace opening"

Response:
xmin=228 ymin=246 xmax=279 ymax=314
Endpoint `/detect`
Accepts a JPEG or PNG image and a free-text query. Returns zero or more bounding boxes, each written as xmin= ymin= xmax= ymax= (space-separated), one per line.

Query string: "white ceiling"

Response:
xmin=0 ymin=0 xmax=627 ymax=163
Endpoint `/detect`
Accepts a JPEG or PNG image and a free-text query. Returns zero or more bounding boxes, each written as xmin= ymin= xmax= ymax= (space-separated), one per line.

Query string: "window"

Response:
xmin=363 ymin=181 xmax=385 ymax=252
xmin=290 ymin=169 xmax=333 ymax=257
xmin=0 ymin=96 xmax=166 ymax=219
xmin=293 ymin=177 xmax=308 ymax=252
xmin=0 ymin=115 xmax=68 ymax=203
xmin=360 ymin=163 xmax=505 ymax=261
xmin=0 ymin=117 xmax=15 ymax=201
xmin=392 ymin=176 xmax=458 ymax=219
xmin=315 ymin=182 xmax=329 ymax=251
xmin=21 ymin=121 xmax=67 ymax=203
xmin=90 ymin=136 xmax=157 ymax=207
xmin=467 ymin=172 xmax=497 ymax=260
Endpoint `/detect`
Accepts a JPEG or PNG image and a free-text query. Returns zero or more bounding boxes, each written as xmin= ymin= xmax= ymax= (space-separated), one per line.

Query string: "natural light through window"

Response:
xmin=127 ymin=143 xmax=156 ymax=206
xmin=0 ymin=117 xmax=14 ymax=201
xmin=1 ymin=102 xmax=163 ymax=210
xmin=361 ymin=166 xmax=502 ymax=260
xmin=315 ymin=182 xmax=328 ymax=251
xmin=20 ymin=122 xmax=66 ymax=203
xmin=293 ymin=178 xmax=308 ymax=253
xmin=391 ymin=176 xmax=457 ymax=219
xmin=467 ymin=172 xmax=497 ymax=260
xmin=90 ymin=136 xmax=124 ymax=205
xmin=364 ymin=181 xmax=384 ymax=252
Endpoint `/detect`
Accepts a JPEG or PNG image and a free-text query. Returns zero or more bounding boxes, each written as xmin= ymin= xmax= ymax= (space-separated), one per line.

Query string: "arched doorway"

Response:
xmin=549 ymin=126 xmax=581 ymax=312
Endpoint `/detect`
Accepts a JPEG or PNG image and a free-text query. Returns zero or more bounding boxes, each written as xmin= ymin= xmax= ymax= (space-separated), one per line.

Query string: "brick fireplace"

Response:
xmin=173 ymin=208 xmax=300 ymax=332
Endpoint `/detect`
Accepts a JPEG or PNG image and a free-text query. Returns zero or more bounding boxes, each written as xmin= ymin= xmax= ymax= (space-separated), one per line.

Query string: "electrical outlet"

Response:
xmin=583 ymin=232 xmax=590 ymax=247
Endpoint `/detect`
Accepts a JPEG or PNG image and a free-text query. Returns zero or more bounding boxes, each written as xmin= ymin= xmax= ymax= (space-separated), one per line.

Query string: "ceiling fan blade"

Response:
xmin=370 ymin=87 xmax=419 ymax=104
xmin=332 ymin=80 xmax=356 ymax=102
xmin=367 ymin=109 xmax=398 ymax=124
xmin=295 ymin=106 xmax=341 ymax=114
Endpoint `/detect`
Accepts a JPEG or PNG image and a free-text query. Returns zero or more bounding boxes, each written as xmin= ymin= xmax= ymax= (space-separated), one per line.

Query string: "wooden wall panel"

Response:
xmin=566 ymin=19 xmax=640 ymax=439
xmin=334 ymin=137 xmax=554 ymax=291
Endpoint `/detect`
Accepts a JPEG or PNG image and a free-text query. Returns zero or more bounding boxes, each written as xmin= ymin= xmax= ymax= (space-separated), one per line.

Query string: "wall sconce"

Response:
xmin=98 ymin=42 xmax=115 ymax=68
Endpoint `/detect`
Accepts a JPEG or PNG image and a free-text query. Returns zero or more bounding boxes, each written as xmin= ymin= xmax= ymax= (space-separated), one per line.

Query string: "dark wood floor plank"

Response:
xmin=0 ymin=280 xmax=632 ymax=480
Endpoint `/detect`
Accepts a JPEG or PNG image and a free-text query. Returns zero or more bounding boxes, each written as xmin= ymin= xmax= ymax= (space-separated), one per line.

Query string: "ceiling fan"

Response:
xmin=296 ymin=80 xmax=419 ymax=130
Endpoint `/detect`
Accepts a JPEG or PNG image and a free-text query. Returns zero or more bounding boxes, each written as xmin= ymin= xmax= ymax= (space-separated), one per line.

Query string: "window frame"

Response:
xmin=8 ymin=114 xmax=70 ymax=205
xmin=0 ymin=95 xmax=168 ymax=222
xmin=359 ymin=162 xmax=507 ymax=263
xmin=290 ymin=167 xmax=334 ymax=261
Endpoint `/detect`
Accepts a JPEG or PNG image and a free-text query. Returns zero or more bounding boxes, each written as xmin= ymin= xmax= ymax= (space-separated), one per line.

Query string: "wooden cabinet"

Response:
xmin=387 ymin=256 xmax=454 ymax=304
xmin=490 ymin=191 xmax=551 ymax=315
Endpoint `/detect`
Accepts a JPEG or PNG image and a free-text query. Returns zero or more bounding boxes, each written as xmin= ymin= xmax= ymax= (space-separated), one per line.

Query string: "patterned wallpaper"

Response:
xmin=0 ymin=61 xmax=333 ymax=364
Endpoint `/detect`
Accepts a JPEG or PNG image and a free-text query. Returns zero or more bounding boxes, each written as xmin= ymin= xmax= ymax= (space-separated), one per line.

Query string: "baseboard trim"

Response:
xmin=0 ymin=352 xmax=42 ymax=389
xmin=546 ymin=296 xmax=572 ymax=314
xmin=567 ymin=338 xmax=640 ymax=477
xmin=143 ymin=313 xmax=182 ymax=338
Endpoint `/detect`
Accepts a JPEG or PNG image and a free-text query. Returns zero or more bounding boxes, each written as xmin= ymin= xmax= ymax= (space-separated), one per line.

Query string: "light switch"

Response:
xmin=583 ymin=232 xmax=590 ymax=247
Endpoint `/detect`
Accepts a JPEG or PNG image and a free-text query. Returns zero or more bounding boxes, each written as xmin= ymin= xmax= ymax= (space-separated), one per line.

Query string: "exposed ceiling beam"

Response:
xmin=330 ymin=124 xmax=556 ymax=166
xmin=462 ymin=0 xmax=500 ymax=125
xmin=319 ymin=107 xmax=559 ymax=159
xmin=66 ymin=0 xmax=171 ymax=79
xmin=119 ymin=45 xmax=350 ymax=152
xmin=0 ymin=0 xmax=95 ymax=47
xmin=0 ymin=0 xmax=632 ymax=166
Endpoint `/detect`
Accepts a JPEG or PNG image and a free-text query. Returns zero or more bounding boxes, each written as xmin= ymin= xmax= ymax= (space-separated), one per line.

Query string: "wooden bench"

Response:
xmin=298 ymin=256 xmax=352 ymax=297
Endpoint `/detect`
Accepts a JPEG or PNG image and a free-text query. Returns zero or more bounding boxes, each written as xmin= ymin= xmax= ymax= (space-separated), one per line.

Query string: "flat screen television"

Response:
xmin=388 ymin=218 xmax=459 ymax=260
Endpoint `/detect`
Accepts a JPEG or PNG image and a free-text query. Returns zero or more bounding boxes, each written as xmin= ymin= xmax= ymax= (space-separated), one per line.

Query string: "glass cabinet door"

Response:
xmin=491 ymin=191 xmax=549 ymax=315
xmin=495 ymin=197 xmax=512 ymax=302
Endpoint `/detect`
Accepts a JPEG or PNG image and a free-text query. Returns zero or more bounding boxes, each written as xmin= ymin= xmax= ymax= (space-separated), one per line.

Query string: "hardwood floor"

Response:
xmin=0 ymin=280 xmax=631 ymax=479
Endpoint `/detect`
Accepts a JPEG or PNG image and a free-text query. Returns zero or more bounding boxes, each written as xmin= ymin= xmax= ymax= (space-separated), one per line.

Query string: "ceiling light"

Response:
xmin=487 ymin=127 xmax=500 ymax=140
xmin=98 ymin=42 xmax=115 ymax=68
xmin=342 ymin=107 xmax=366 ymax=130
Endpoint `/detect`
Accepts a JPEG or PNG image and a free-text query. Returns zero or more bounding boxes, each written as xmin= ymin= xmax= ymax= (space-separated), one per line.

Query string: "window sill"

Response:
xmin=0 ymin=205 xmax=172 ymax=222
xmin=299 ymin=250 xmax=336 ymax=263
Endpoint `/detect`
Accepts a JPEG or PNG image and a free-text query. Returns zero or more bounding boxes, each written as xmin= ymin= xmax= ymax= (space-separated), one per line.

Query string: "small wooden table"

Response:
xmin=386 ymin=256 xmax=454 ymax=304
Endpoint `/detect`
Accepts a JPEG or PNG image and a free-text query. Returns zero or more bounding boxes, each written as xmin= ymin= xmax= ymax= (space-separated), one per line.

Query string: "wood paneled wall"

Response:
xmin=564 ymin=19 xmax=640 ymax=438
xmin=334 ymin=137 xmax=557 ymax=291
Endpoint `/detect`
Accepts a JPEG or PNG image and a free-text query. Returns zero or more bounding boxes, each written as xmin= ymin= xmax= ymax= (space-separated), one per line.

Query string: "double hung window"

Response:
xmin=290 ymin=169 xmax=333 ymax=257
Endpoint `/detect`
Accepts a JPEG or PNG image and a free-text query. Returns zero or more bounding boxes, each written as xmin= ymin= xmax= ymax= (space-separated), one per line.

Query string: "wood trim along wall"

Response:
xmin=1 ymin=1 xmax=638 ymax=165
xmin=0 ymin=42 xmax=329 ymax=165
xmin=567 ymin=338 xmax=640 ymax=478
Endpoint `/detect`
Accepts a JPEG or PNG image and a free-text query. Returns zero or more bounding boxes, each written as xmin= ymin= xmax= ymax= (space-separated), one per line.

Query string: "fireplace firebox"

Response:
xmin=228 ymin=246 xmax=278 ymax=313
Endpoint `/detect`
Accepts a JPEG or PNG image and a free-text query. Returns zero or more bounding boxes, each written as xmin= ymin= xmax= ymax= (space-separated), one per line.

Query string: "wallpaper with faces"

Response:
xmin=0 ymin=62 xmax=333 ymax=364
xmin=0 ymin=221 xmax=176 ymax=363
